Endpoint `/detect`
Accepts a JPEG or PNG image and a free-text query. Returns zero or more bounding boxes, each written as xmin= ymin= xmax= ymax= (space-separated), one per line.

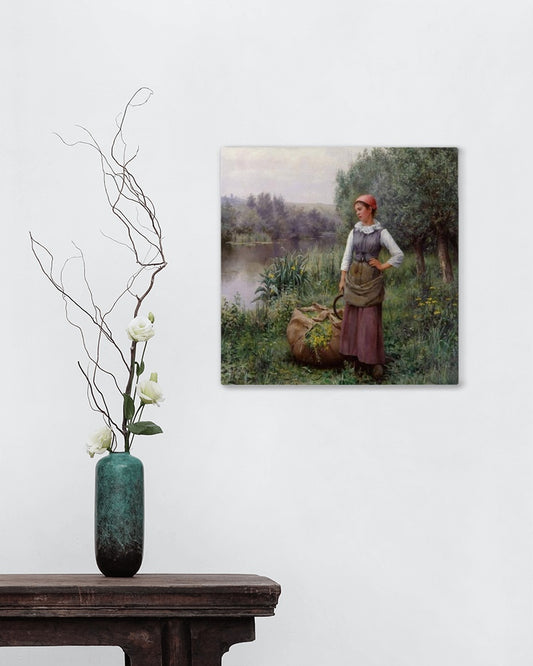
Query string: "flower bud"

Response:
xmin=148 ymin=312 xmax=155 ymax=323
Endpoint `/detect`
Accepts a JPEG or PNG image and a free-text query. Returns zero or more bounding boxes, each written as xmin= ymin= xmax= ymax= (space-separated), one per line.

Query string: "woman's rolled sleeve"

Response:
xmin=340 ymin=230 xmax=354 ymax=272
xmin=381 ymin=229 xmax=404 ymax=268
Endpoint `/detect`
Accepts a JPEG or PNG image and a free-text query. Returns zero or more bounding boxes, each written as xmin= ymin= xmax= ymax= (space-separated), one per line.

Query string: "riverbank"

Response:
xmin=224 ymin=231 xmax=339 ymax=246
xmin=221 ymin=252 xmax=458 ymax=385
xmin=222 ymin=236 xmax=342 ymax=308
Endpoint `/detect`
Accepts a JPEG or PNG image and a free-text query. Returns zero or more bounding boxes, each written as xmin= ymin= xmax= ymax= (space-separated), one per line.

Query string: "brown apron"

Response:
xmin=343 ymin=261 xmax=384 ymax=308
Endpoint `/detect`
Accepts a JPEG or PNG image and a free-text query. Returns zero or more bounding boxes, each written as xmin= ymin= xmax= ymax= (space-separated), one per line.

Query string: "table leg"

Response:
xmin=123 ymin=647 xmax=163 ymax=666
xmin=188 ymin=618 xmax=255 ymax=666
xmin=161 ymin=619 xmax=190 ymax=666
xmin=0 ymin=616 xmax=259 ymax=666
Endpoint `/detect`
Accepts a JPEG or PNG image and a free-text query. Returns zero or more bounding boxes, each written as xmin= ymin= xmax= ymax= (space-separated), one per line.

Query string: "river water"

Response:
xmin=221 ymin=235 xmax=339 ymax=308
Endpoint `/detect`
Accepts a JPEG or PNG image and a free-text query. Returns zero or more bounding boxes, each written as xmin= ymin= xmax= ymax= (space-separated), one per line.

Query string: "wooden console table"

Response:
xmin=0 ymin=574 xmax=281 ymax=665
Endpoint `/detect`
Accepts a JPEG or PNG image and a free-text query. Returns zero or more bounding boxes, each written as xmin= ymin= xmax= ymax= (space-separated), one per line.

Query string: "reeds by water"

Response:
xmin=221 ymin=247 xmax=458 ymax=385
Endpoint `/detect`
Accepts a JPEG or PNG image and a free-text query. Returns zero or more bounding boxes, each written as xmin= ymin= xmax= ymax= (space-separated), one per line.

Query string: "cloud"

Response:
xmin=221 ymin=146 xmax=365 ymax=204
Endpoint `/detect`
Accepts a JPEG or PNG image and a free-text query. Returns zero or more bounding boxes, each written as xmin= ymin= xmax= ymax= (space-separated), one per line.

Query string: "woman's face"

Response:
xmin=354 ymin=202 xmax=374 ymax=225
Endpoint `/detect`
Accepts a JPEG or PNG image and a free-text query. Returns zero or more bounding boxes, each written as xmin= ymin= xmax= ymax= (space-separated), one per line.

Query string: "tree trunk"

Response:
xmin=413 ymin=238 xmax=426 ymax=276
xmin=437 ymin=230 xmax=454 ymax=283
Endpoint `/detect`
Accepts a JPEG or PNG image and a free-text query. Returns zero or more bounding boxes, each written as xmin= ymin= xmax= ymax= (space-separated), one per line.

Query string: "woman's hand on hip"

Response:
xmin=369 ymin=258 xmax=391 ymax=271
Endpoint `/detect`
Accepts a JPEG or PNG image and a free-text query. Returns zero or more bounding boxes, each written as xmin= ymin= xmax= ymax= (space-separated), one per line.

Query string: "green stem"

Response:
xmin=127 ymin=342 xmax=148 ymax=452
xmin=132 ymin=342 xmax=148 ymax=404
xmin=129 ymin=404 xmax=146 ymax=450
xmin=123 ymin=340 xmax=138 ymax=453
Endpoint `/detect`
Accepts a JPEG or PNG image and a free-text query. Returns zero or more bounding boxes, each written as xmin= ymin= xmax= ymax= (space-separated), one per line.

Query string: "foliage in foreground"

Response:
xmin=253 ymin=252 xmax=310 ymax=303
xmin=221 ymin=251 xmax=458 ymax=385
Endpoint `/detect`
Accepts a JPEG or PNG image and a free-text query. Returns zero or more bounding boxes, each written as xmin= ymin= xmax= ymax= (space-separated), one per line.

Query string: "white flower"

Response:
xmin=137 ymin=373 xmax=164 ymax=406
xmin=127 ymin=315 xmax=155 ymax=342
xmin=86 ymin=426 xmax=112 ymax=458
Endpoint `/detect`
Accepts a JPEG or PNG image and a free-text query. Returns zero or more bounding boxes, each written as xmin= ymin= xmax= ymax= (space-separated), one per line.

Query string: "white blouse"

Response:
xmin=340 ymin=221 xmax=404 ymax=272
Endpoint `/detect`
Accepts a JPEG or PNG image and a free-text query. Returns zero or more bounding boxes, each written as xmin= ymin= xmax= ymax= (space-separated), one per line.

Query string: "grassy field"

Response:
xmin=221 ymin=246 xmax=458 ymax=385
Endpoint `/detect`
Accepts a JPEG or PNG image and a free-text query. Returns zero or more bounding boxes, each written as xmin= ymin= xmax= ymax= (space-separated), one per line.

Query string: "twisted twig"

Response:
xmin=30 ymin=89 xmax=167 ymax=447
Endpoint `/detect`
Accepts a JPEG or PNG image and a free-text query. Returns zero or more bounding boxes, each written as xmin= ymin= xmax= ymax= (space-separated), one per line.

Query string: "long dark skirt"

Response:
xmin=339 ymin=303 xmax=385 ymax=365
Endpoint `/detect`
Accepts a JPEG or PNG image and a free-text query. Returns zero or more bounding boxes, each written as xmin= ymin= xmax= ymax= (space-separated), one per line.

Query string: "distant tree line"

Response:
xmin=335 ymin=147 xmax=458 ymax=282
xmin=221 ymin=193 xmax=340 ymax=244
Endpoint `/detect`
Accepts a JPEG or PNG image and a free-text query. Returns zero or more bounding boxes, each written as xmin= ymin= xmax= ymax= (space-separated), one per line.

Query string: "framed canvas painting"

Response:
xmin=221 ymin=146 xmax=458 ymax=386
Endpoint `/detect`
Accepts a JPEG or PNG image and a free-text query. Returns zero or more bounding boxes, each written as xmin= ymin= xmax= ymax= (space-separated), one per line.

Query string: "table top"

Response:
xmin=0 ymin=574 xmax=281 ymax=618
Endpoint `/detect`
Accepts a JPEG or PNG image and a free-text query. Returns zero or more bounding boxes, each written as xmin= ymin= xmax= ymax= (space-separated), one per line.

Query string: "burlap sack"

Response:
xmin=286 ymin=303 xmax=344 ymax=366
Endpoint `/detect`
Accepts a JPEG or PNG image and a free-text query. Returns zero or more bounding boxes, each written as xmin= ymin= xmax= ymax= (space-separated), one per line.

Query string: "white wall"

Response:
xmin=2 ymin=0 xmax=533 ymax=664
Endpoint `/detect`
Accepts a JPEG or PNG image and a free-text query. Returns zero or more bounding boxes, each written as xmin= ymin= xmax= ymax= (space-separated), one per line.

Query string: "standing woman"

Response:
xmin=338 ymin=194 xmax=404 ymax=379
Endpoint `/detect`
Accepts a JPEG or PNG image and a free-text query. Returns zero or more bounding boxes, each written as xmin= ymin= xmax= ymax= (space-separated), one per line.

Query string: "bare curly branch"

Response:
xmin=30 ymin=89 xmax=166 ymax=448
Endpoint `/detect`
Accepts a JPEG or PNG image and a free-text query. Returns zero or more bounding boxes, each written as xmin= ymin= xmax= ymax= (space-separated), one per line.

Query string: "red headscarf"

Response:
xmin=354 ymin=194 xmax=377 ymax=211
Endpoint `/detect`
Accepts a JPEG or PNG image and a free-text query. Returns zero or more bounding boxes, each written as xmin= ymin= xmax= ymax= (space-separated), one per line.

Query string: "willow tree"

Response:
xmin=335 ymin=147 xmax=393 ymax=231
xmin=335 ymin=147 xmax=458 ymax=280
xmin=388 ymin=147 xmax=458 ymax=282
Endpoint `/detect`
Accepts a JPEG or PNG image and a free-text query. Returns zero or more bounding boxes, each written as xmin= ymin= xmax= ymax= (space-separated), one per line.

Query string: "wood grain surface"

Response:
xmin=0 ymin=574 xmax=281 ymax=618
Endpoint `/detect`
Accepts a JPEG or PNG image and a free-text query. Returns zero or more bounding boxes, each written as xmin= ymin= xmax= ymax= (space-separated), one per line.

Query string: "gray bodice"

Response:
xmin=351 ymin=228 xmax=383 ymax=263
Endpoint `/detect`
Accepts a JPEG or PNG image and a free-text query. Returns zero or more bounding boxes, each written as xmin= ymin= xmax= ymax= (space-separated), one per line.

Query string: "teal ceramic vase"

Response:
xmin=95 ymin=452 xmax=144 ymax=577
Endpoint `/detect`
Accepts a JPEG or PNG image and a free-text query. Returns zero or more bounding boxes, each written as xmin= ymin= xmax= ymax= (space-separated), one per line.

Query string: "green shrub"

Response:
xmin=221 ymin=295 xmax=247 ymax=335
xmin=222 ymin=248 xmax=458 ymax=385
xmin=253 ymin=252 xmax=310 ymax=303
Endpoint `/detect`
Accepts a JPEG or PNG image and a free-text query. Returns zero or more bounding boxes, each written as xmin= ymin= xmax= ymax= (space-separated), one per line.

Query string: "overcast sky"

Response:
xmin=220 ymin=146 xmax=366 ymax=205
